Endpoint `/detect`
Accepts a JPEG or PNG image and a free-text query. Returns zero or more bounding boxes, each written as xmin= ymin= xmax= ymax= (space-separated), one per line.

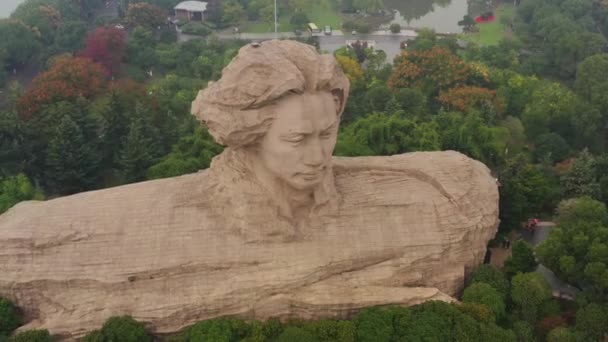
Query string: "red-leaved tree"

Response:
xmin=17 ymin=56 xmax=107 ymax=119
xmin=79 ymin=26 xmax=127 ymax=77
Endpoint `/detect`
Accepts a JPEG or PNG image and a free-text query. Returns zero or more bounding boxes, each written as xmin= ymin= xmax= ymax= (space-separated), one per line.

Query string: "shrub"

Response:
xmin=342 ymin=21 xmax=371 ymax=33
xmin=390 ymin=23 xmax=401 ymax=33
xmin=181 ymin=22 xmax=212 ymax=36
xmin=0 ymin=298 xmax=21 ymax=336
xmin=7 ymin=330 xmax=52 ymax=342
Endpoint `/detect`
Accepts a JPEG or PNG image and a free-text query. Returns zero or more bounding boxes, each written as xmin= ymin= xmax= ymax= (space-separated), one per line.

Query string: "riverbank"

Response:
xmin=459 ymin=4 xmax=516 ymax=46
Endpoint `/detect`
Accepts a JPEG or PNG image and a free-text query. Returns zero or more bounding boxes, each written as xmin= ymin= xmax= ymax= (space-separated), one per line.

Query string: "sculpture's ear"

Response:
xmin=331 ymin=89 xmax=344 ymax=115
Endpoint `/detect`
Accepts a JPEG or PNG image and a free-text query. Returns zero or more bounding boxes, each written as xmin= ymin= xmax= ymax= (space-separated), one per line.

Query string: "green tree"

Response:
xmin=497 ymin=155 xmax=549 ymax=231
xmin=277 ymin=327 xmax=315 ymax=342
xmin=0 ymin=298 xmax=21 ymax=336
xmin=512 ymin=321 xmax=535 ymax=342
xmin=147 ymin=127 xmax=222 ymax=179
xmin=300 ymin=320 xmax=355 ymax=341
xmin=561 ymin=150 xmax=602 ymax=200
xmin=511 ymin=272 xmax=552 ymax=324
xmin=0 ymin=109 xmax=25 ymax=176
xmin=394 ymin=88 xmax=427 ymax=115
xmin=45 ymin=114 xmax=99 ymax=195
xmin=0 ymin=19 xmax=40 ymax=68
xmin=575 ymin=303 xmax=608 ymax=341
xmin=54 ymin=20 xmax=87 ymax=52
xmin=504 ymin=240 xmax=538 ymax=278
xmin=537 ymin=197 xmax=608 ymax=300
xmin=83 ymin=316 xmax=152 ymax=342
xmin=365 ymin=85 xmax=393 ymax=112
xmin=547 ymin=327 xmax=579 ymax=342
xmin=355 ymin=307 xmax=393 ymax=342
xmin=575 ymin=54 xmax=608 ymax=121
xmin=458 ymin=14 xmax=476 ymax=31
xmin=390 ymin=23 xmax=401 ymax=33
xmin=335 ymin=113 xmax=441 ymax=156
xmin=125 ymin=2 xmax=166 ymax=28
xmin=118 ymin=105 xmax=161 ymax=183
xmin=534 ymin=132 xmax=570 ymax=163
xmin=289 ymin=12 xmax=309 ymax=29
xmin=469 ymin=265 xmax=510 ymax=299
xmin=462 ymin=282 xmax=506 ymax=321
xmin=222 ymin=1 xmax=245 ymax=24
xmin=0 ymin=174 xmax=43 ymax=214
xmin=127 ymin=27 xmax=157 ymax=70
xmin=177 ymin=318 xmax=249 ymax=341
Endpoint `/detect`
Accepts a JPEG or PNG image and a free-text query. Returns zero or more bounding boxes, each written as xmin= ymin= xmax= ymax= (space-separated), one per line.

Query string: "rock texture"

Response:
xmin=0 ymin=151 xmax=497 ymax=339
xmin=0 ymin=40 xmax=499 ymax=339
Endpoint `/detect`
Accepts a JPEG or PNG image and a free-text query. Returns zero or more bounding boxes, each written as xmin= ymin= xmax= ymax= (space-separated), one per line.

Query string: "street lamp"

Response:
xmin=274 ymin=0 xmax=278 ymax=38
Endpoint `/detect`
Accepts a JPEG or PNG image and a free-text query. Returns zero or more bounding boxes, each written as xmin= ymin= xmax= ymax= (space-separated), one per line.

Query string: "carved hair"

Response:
xmin=191 ymin=40 xmax=350 ymax=147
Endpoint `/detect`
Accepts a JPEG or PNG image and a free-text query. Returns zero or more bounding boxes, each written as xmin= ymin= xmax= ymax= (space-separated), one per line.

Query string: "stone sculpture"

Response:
xmin=0 ymin=40 xmax=499 ymax=339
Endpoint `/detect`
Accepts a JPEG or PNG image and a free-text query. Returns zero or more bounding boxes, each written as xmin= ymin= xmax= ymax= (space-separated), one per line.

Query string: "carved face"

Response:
xmin=257 ymin=92 xmax=339 ymax=191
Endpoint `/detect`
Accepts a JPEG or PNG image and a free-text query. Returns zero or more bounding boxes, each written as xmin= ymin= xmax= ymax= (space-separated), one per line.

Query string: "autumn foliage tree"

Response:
xmin=79 ymin=26 xmax=127 ymax=76
xmin=16 ymin=56 xmax=106 ymax=119
xmin=438 ymin=86 xmax=504 ymax=121
xmin=388 ymin=47 xmax=474 ymax=95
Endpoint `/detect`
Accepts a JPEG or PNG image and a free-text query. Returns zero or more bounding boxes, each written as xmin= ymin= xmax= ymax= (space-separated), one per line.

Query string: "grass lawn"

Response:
xmin=460 ymin=4 xmax=515 ymax=46
xmin=242 ymin=0 xmax=342 ymax=33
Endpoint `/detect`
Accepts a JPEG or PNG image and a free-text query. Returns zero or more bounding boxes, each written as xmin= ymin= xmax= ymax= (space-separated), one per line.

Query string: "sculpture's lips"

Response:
xmin=298 ymin=171 xmax=323 ymax=180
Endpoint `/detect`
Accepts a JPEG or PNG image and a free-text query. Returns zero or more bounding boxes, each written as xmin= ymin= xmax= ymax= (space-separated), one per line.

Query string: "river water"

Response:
xmin=0 ymin=0 xmax=24 ymax=18
xmin=386 ymin=0 xmax=469 ymax=33
xmin=1 ymin=0 xmax=468 ymax=33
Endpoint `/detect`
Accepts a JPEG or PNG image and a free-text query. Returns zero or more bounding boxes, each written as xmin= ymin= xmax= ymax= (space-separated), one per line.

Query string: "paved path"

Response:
xmin=520 ymin=221 xmax=581 ymax=299
xmin=179 ymin=30 xmax=418 ymax=62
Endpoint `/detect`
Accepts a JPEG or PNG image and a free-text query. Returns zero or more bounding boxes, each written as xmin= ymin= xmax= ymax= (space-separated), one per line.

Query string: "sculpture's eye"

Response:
xmin=283 ymin=134 xmax=305 ymax=143
xmin=320 ymin=131 xmax=333 ymax=139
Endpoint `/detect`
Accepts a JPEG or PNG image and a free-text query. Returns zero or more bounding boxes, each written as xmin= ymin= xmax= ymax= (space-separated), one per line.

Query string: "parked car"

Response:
xmin=324 ymin=25 xmax=332 ymax=35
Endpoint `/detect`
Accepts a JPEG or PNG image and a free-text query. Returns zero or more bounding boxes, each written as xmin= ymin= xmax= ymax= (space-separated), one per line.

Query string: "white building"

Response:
xmin=174 ymin=1 xmax=208 ymax=22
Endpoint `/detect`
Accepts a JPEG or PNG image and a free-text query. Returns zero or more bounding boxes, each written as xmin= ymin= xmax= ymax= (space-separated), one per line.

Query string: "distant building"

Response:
xmin=174 ymin=1 xmax=208 ymax=22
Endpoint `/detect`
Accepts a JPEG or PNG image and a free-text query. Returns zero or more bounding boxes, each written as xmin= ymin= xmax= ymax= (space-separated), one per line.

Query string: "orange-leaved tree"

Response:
xmin=388 ymin=46 xmax=474 ymax=95
xmin=438 ymin=86 xmax=504 ymax=114
xmin=17 ymin=56 xmax=107 ymax=119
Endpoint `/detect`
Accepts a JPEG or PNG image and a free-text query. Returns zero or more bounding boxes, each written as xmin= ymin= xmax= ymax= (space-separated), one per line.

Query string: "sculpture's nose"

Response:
xmin=304 ymin=137 xmax=325 ymax=167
